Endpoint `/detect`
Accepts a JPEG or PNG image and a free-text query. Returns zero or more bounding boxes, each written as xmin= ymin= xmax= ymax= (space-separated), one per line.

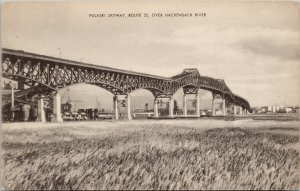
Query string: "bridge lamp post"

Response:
xmin=57 ymin=48 xmax=61 ymax=58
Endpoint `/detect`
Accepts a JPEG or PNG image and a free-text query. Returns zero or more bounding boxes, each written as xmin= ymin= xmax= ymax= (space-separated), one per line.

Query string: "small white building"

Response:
xmin=272 ymin=106 xmax=276 ymax=113
xmin=285 ymin=107 xmax=292 ymax=113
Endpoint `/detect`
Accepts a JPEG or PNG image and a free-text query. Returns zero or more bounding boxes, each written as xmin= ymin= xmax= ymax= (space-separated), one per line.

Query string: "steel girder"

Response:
xmin=1 ymin=48 xmax=251 ymax=110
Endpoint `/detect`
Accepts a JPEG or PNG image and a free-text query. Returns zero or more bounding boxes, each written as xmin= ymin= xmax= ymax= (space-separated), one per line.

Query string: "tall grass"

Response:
xmin=2 ymin=123 xmax=299 ymax=190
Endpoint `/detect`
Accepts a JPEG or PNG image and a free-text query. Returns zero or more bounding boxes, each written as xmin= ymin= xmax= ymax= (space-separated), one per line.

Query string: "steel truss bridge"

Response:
xmin=2 ymin=48 xmax=250 ymax=122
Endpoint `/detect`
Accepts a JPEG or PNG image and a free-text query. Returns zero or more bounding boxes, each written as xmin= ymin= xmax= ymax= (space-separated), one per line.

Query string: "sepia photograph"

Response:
xmin=1 ymin=0 xmax=299 ymax=190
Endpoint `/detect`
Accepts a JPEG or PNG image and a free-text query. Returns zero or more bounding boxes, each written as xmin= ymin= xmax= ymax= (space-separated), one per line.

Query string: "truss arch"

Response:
xmin=2 ymin=48 xmax=251 ymax=110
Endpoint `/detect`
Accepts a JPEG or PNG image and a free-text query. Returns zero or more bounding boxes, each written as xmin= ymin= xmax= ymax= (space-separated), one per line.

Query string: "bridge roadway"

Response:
xmin=2 ymin=48 xmax=251 ymax=122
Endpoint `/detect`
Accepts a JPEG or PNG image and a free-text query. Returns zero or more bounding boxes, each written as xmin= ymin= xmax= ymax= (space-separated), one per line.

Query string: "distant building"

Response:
xmin=285 ymin=107 xmax=292 ymax=113
xmin=277 ymin=108 xmax=286 ymax=113
xmin=294 ymin=106 xmax=300 ymax=113
xmin=61 ymin=102 xmax=72 ymax=114
xmin=78 ymin=109 xmax=85 ymax=114
xmin=261 ymin=106 xmax=269 ymax=113
xmin=272 ymin=106 xmax=276 ymax=113
xmin=251 ymin=107 xmax=261 ymax=114
xmin=145 ymin=103 xmax=149 ymax=112
xmin=276 ymin=106 xmax=280 ymax=111
xmin=256 ymin=105 xmax=299 ymax=114
xmin=268 ymin=106 xmax=272 ymax=112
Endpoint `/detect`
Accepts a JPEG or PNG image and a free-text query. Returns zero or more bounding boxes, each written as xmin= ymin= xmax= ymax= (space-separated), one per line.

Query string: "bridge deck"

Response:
xmin=2 ymin=48 xmax=250 ymax=110
xmin=2 ymin=48 xmax=170 ymax=80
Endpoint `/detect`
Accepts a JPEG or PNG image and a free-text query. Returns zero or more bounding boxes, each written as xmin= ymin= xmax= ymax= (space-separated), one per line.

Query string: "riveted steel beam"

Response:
xmin=1 ymin=48 xmax=251 ymax=110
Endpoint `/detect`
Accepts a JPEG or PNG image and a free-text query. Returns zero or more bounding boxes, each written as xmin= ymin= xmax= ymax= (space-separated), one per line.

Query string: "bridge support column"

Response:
xmin=183 ymin=94 xmax=187 ymax=117
xmin=222 ymin=98 xmax=226 ymax=116
xmin=168 ymin=97 xmax=174 ymax=118
xmin=196 ymin=90 xmax=200 ymax=117
xmin=11 ymin=84 xmax=15 ymax=121
xmin=212 ymin=98 xmax=215 ymax=116
xmin=233 ymin=105 xmax=237 ymax=116
xmin=126 ymin=95 xmax=132 ymax=120
xmin=244 ymin=108 xmax=247 ymax=115
xmin=154 ymin=98 xmax=159 ymax=118
xmin=52 ymin=93 xmax=63 ymax=122
xmin=113 ymin=95 xmax=119 ymax=120
xmin=36 ymin=95 xmax=46 ymax=122
xmin=240 ymin=107 xmax=243 ymax=115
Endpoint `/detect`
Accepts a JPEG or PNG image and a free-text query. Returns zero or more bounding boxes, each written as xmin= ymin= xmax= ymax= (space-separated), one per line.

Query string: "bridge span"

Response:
xmin=2 ymin=48 xmax=250 ymax=122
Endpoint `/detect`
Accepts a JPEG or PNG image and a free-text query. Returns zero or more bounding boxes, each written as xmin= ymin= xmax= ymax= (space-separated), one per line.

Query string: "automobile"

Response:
xmin=73 ymin=113 xmax=83 ymax=121
xmin=200 ymin=111 xmax=207 ymax=117
xmin=277 ymin=109 xmax=287 ymax=113
xmin=97 ymin=112 xmax=113 ymax=120
xmin=80 ymin=113 xmax=88 ymax=120
xmin=206 ymin=111 xmax=212 ymax=117
xmin=63 ymin=112 xmax=74 ymax=121
xmin=200 ymin=110 xmax=212 ymax=117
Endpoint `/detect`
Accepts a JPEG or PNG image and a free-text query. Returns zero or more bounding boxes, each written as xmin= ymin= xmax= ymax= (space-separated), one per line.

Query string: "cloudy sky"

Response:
xmin=2 ymin=1 xmax=300 ymax=109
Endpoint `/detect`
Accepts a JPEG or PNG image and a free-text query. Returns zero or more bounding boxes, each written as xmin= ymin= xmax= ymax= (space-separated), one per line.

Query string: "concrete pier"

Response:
xmin=36 ymin=95 xmax=46 ymax=122
xmin=52 ymin=93 xmax=63 ymax=122
xmin=222 ymin=98 xmax=226 ymax=116
xmin=233 ymin=105 xmax=237 ymax=116
xmin=125 ymin=95 xmax=132 ymax=120
xmin=169 ymin=97 xmax=174 ymax=118
xmin=212 ymin=98 xmax=215 ymax=116
xmin=183 ymin=94 xmax=187 ymax=117
xmin=196 ymin=91 xmax=200 ymax=117
xmin=154 ymin=98 xmax=159 ymax=118
xmin=113 ymin=95 xmax=119 ymax=120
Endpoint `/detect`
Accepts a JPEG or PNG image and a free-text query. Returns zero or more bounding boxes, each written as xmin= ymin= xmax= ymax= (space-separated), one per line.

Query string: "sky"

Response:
xmin=1 ymin=0 xmax=300 ymax=109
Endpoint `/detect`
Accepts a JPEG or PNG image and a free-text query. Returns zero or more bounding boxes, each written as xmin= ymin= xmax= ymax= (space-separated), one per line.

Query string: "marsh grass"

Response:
xmin=1 ymin=121 xmax=299 ymax=190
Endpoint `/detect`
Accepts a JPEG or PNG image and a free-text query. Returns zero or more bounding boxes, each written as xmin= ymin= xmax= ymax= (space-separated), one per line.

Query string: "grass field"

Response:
xmin=1 ymin=119 xmax=299 ymax=190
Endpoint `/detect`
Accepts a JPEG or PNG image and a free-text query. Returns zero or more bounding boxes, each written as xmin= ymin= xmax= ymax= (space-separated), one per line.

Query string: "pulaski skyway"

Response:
xmin=2 ymin=48 xmax=250 ymax=122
